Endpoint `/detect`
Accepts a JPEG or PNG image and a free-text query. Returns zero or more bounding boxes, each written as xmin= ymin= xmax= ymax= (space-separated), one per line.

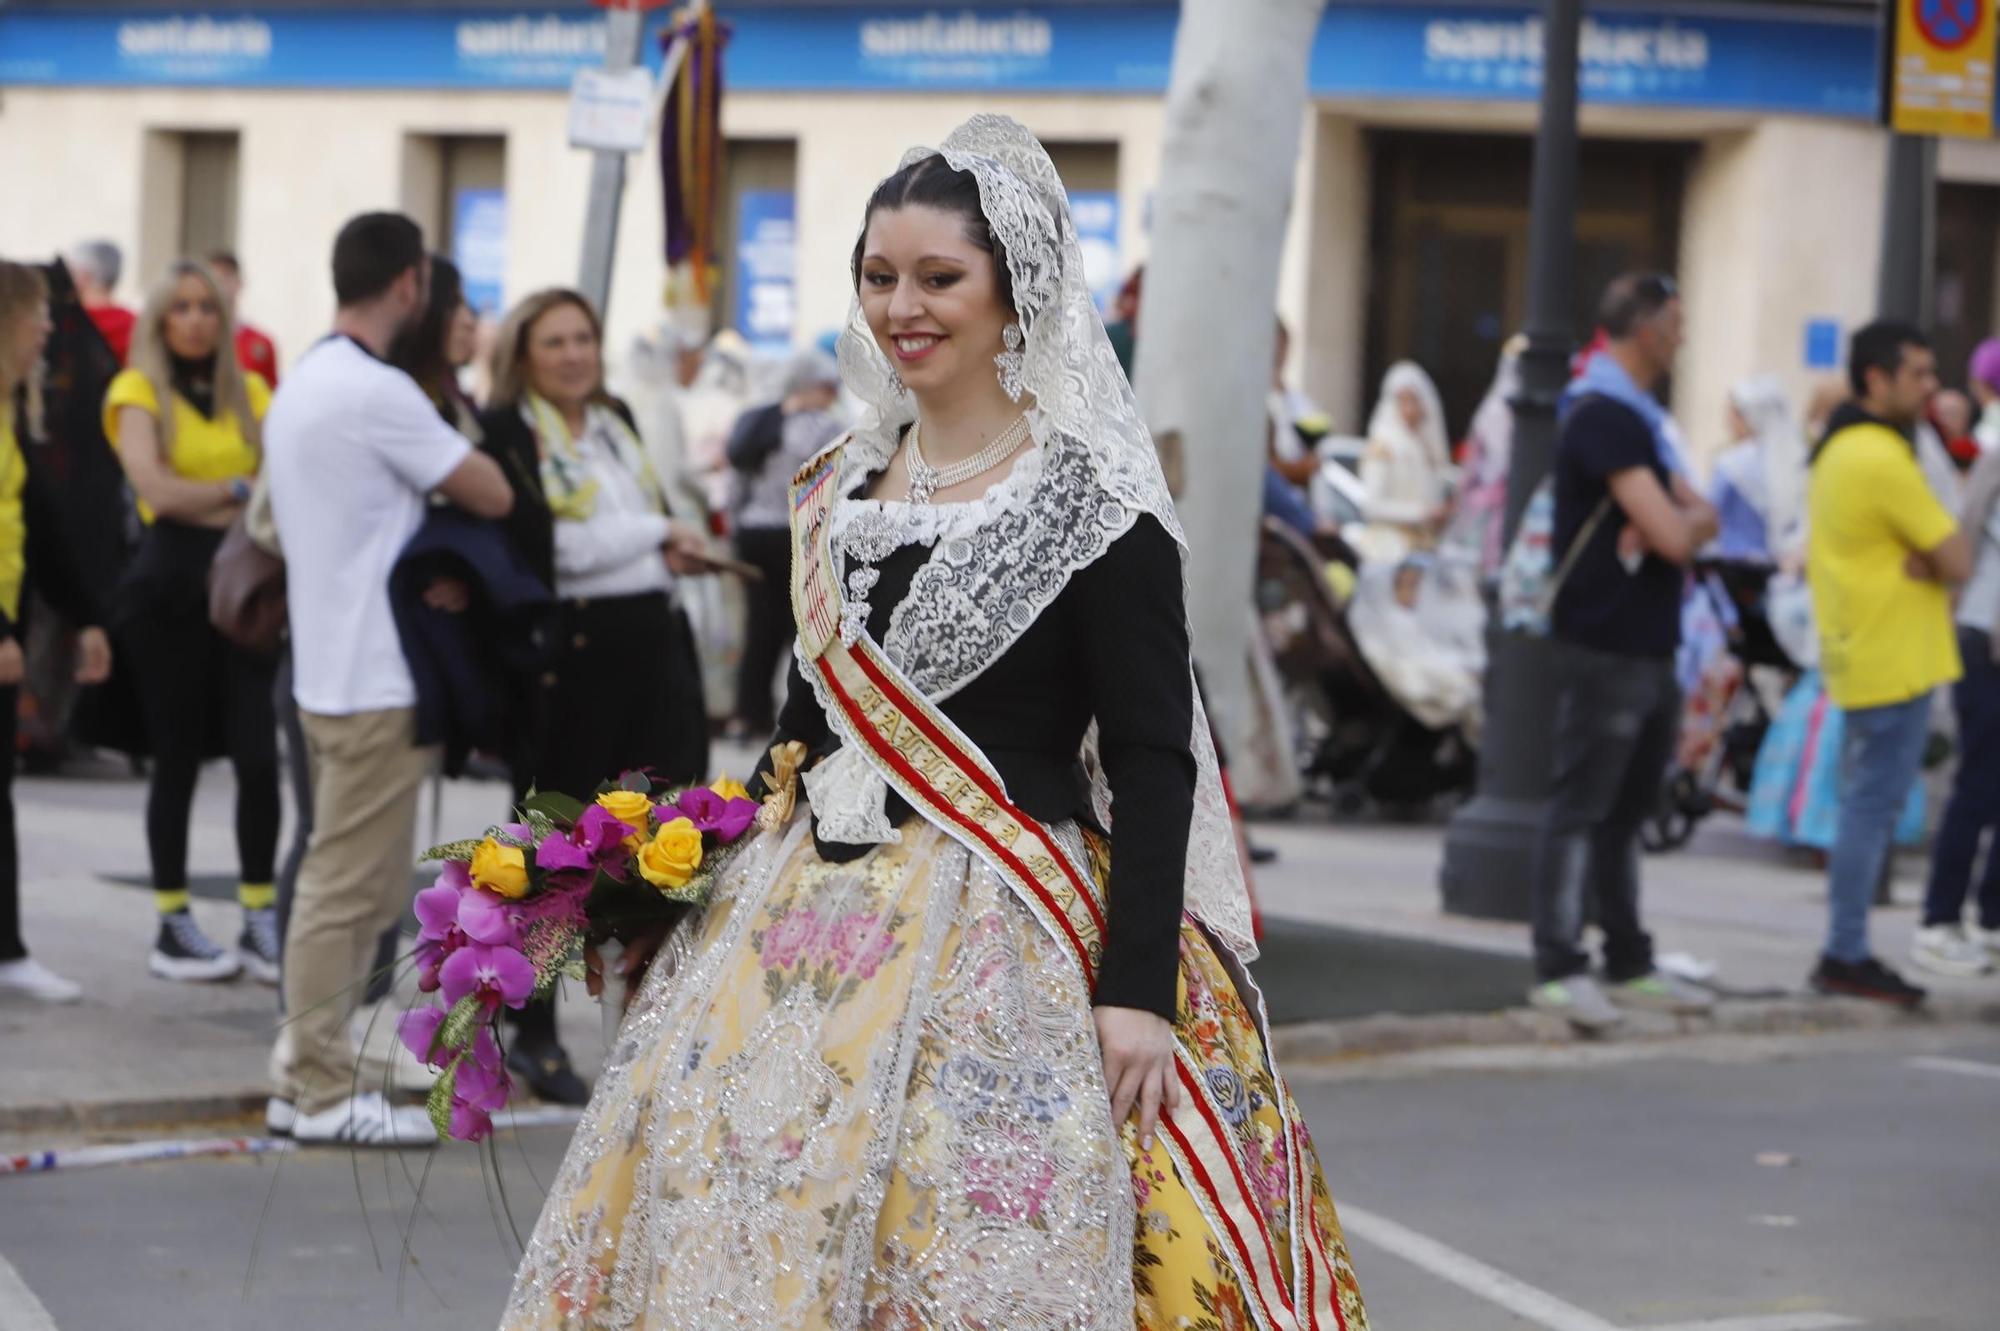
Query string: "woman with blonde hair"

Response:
xmin=0 ymin=261 xmax=113 ymax=1001
xmin=477 ymin=286 xmax=711 ymax=1104
xmin=105 ymin=258 xmax=279 ymax=985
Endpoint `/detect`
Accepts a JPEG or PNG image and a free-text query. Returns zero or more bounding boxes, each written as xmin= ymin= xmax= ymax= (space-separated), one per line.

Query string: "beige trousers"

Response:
xmin=270 ymin=706 xmax=437 ymax=1115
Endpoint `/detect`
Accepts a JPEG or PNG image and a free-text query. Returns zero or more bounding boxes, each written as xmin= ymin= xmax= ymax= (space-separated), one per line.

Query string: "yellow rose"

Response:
xmin=637 ymin=816 xmax=706 ymax=891
xmin=469 ymin=837 xmax=530 ymax=900
xmin=596 ymin=790 xmax=655 ymax=846
xmin=709 ymin=774 xmax=752 ymax=803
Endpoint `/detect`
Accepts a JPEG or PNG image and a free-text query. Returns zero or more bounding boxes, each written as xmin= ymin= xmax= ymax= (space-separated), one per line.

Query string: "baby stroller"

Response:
xmin=1255 ymin=519 xmax=1477 ymax=814
xmin=1641 ymin=558 xmax=1801 ymax=851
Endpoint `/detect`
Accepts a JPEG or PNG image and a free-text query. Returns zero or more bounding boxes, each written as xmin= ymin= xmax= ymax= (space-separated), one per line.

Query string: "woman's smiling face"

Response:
xmin=856 ymin=203 xmax=1013 ymax=399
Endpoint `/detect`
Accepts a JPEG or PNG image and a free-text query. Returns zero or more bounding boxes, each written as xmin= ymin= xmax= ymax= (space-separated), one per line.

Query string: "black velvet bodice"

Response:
xmin=767 ymin=512 xmax=1195 ymax=1018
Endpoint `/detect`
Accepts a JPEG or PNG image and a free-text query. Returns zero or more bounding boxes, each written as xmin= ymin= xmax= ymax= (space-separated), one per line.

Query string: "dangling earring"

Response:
xmin=994 ymin=323 xmax=1026 ymax=403
xmin=889 ymin=369 xmax=909 ymax=399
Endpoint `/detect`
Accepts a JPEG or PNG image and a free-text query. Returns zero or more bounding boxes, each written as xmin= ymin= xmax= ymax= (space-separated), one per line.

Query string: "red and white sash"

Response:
xmin=789 ymin=445 xmax=1345 ymax=1331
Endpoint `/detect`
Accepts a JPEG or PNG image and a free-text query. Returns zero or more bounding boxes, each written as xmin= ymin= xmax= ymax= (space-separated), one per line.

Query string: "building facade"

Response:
xmin=4 ymin=0 xmax=1998 ymax=467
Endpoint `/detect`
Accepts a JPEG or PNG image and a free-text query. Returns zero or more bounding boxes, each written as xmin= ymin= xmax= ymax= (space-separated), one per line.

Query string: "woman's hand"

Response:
xmin=1095 ymin=1004 xmax=1181 ymax=1150
xmin=0 ymin=638 xmax=22 ymax=688
xmin=583 ymin=921 xmax=674 ymax=1011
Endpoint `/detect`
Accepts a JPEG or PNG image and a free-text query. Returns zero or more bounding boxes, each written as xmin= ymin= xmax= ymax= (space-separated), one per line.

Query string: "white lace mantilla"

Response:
xmin=810 ymin=114 xmax=1255 ymax=960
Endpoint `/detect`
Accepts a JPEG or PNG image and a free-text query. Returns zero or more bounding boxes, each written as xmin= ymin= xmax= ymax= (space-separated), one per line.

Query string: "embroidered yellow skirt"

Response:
xmin=500 ymin=819 xmax=1367 ymax=1331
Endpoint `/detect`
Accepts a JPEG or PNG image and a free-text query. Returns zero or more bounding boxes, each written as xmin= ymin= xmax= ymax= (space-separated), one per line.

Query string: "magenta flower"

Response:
xmin=397 ymin=1004 xmax=448 ymax=1068
xmin=414 ymin=876 xmax=471 ymax=992
xmin=450 ymin=1048 xmax=511 ymax=1142
xmin=458 ymin=888 xmax=522 ymax=948
xmin=439 ymin=943 xmax=536 ymax=1011
xmin=536 ymin=805 xmax=636 ymax=876
xmin=668 ymin=788 xmax=759 ymax=842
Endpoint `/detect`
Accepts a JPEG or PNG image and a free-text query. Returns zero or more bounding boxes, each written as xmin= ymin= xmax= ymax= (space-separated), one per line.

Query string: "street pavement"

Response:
xmin=3 ymin=1025 xmax=1995 ymax=1329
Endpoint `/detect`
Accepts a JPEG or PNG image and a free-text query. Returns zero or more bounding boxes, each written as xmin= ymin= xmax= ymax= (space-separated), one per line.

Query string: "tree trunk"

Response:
xmin=1133 ymin=0 xmax=1326 ymax=753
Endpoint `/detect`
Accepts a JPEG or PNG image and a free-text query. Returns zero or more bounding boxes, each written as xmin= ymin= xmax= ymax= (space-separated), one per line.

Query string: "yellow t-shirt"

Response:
xmin=103 ymin=367 xmax=270 ymax=523
xmin=1807 ymin=421 xmax=1962 ymax=709
xmin=0 ymin=406 xmax=26 ymax=623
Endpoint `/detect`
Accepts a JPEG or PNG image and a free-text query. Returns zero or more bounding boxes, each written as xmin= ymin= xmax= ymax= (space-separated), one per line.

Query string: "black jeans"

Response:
xmin=1924 ymin=627 xmax=2000 ymax=930
xmin=1529 ymin=641 xmax=1678 ymax=983
xmin=732 ymin=526 xmax=794 ymax=731
xmin=0 ymin=685 xmax=21 ymax=963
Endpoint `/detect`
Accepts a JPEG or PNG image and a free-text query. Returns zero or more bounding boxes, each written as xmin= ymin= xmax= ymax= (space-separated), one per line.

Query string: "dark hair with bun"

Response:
xmin=849 ymin=154 xmax=1015 ymax=315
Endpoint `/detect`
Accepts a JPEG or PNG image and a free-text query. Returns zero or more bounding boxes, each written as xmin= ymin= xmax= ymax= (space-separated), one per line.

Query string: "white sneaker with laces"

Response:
xmin=1909 ymin=924 xmax=1993 ymax=978
xmin=289 ymin=1091 xmax=437 ymax=1148
xmin=0 ymin=956 xmax=82 ymax=1003
xmin=1528 ymin=974 xmax=1624 ymax=1031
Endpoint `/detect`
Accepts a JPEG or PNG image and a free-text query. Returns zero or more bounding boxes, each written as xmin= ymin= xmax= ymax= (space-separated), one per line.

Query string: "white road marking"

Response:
xmin=0 ymin=1251 xmax=60 ymax=1331
xmin=1338 ymin=1204 xmax=1622 ymax=1331
xmin=1642 ymin=1315 xmax=1859 ymax=1331
xmin=1907 ymin=1055 xmax=2000 ymax=1082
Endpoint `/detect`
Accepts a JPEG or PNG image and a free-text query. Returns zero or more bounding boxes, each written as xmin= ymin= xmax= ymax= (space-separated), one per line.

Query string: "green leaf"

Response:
xmin=521 ymin=790 xmax=587 ymax=824
xmin=427 ymin=1060 xmax=459 ymax=1139
xmin=420 ymin=839 xmax=483 ymax=864
xmin=437 ymin=994 xmax=489 ymax=1053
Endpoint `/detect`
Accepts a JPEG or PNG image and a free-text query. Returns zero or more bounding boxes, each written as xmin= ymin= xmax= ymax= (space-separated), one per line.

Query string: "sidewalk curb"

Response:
xmin=0 ymin=1091 xmax=267 ymax=1135
xmin=7 ymin=995 xmax=1998 ymax=1133
xmin=1271 ymin=991 xmax=2000 ymax=1065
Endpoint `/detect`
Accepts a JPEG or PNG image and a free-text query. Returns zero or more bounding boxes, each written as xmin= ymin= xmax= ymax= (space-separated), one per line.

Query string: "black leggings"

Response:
xmin=122 ymin=534 xmax=280 ymax=892
xmin=0 ymin=685 xmax=21 ymax=962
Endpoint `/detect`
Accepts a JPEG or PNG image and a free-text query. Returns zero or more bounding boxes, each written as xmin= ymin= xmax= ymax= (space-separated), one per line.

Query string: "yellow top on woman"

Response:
xmin=102 ymin=368 xmax=271 ymax=523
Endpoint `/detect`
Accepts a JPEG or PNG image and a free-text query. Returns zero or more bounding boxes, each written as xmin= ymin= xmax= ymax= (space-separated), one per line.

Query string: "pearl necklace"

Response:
xmin=904 ymin=414 xmax=1031 ymax=505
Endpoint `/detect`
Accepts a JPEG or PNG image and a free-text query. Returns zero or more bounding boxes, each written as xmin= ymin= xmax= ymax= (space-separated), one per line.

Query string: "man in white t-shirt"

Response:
xmin=263 ymin=213 xmax=513 ymax=1146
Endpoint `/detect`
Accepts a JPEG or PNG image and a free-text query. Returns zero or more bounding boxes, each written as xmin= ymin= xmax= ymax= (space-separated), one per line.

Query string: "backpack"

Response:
xmin=1497 ymin=477 xmax=1613 ymax=636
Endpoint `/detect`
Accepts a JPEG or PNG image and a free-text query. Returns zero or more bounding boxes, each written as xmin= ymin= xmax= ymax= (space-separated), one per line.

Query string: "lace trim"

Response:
xmin=822 ymin=114 xmax=1255 ymax=959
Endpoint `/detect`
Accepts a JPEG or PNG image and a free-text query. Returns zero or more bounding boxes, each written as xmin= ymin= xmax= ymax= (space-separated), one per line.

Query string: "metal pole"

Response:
xmin=1438 ymin=0 xmax=1581 ymax=921
xmin=577 ymin=5 xmax=648 ymax=321
xmin=1877 ymin=133 xmax=1937 ymax=326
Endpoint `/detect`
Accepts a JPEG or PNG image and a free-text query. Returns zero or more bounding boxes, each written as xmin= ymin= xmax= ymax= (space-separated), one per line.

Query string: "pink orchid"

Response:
xmin=458 ymin=888 xmax=522 ymax=948
xmin=536 ymin=804 xmax=634 ymax=876
xmin=397 ymin=1004 xmax=448 ymax=1068
xmin=439 ymin=943 xmax=536 ymax=1011
xmin=413 ymin=876 xmax=472 ymax=992
xmin=668 ymin=788 xmax=759 ymax=842
xmin=450 ymin=1049 xmax=512 ymax=1142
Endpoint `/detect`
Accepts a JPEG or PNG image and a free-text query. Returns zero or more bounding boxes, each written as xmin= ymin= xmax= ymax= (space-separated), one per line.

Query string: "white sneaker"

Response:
xmin=0 ymin=956 xmax=82 ymax=1003
xmin=1610 ymin=971 xmax=1716 ymax=1014
xmin=289 ymin=1091 xmax=437 ymax=1148
xmin=1971 ymin=924 xmax=2000 ymax=959
xmin=265 ymin=1096 xmax=297 ymax=1137
xmin=1909 ymin=924 xmax=1993 ymax=978
xmin=1528 ymin=974 xmax=1624 ymax=1031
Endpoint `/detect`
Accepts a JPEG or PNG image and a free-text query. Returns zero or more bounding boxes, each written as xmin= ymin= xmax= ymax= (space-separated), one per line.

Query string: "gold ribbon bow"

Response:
xmin=756 ymin=741 xmax=809 ymax=831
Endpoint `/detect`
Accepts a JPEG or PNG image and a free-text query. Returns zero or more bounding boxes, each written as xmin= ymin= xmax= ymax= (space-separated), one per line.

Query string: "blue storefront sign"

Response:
xmin=735 ymin=189 xmax=797 ymax=355
xmin=453 ymin=188 xmax=508 ymax=319
xmin=0 ymin=5 xmax=1889 ymax=120
xmin=1067 ymin=191 xmax=1121 ymax=314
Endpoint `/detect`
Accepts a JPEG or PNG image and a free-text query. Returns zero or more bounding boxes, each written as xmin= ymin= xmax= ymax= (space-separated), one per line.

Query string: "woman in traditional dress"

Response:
xmin=500 ymin=116 xmax=1367 ymax=1331
xmin=1354 ymin=360 xmax=1451 ymax=563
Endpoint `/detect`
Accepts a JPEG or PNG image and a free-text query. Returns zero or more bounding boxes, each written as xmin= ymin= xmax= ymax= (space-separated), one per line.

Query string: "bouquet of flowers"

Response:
xmin=395 ymin=770 xmax=770 ymax=1142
